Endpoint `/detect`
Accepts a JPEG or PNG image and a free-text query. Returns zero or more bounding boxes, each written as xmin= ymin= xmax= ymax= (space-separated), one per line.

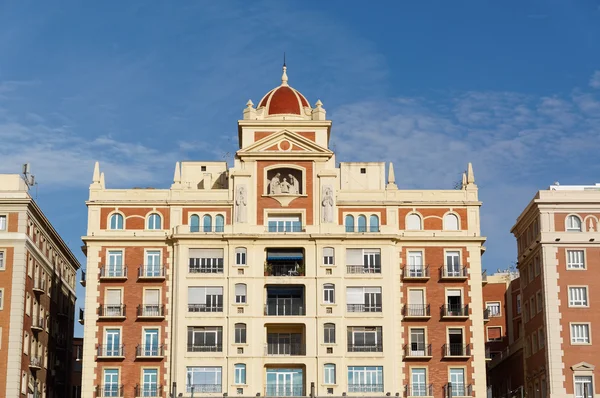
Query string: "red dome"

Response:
xmin=257 ymin=67 xmax=310 ymax=116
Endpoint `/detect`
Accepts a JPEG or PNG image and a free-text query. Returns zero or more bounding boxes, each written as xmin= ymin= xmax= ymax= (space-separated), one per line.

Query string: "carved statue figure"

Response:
xmin=289 ymin=174 xmax=300 ymax=194
xmin=322 ymin=186 xmax=334 ymax=223
xmin=280 ymin=178 xmax=291 ymax=193
xmin=269 ymin=173 xmax=281 ymax=194
xmin=235 ymin=186 xmax=247 ymax=223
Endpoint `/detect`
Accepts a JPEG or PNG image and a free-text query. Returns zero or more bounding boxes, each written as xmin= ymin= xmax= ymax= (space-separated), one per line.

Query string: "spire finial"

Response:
xmin=281 ymin=64 xmax=288 ymax=86
xmin=92 ymin=161 xmax=100 ymax=183
xmin=467 ymin=162 xmax=475 ymax=184
xmin=386 ymin=162 xmax=398 ymax=189
xmin=283 ymin=52 xmax=286 ymax=68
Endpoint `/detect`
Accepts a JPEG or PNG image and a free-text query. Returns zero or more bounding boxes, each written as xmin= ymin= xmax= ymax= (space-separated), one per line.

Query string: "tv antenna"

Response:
xmin=21 ymin=163 xmax=38 ymax=198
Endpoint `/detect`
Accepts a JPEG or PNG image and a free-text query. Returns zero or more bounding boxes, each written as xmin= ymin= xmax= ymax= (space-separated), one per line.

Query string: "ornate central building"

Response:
xmin=81 ymin=67 xmax=487 ymax=398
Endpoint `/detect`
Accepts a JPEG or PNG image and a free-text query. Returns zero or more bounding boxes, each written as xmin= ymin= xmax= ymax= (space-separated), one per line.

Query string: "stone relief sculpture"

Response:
xmin=322 ymin=185 xmax=334 ymax=223
xmin=269 ymin=173 xmax=281 ymax=194
xmin=289 ymin=174 xmax=300 ymax=194
xmin=235 ymin=185 xmax=247 ymax=223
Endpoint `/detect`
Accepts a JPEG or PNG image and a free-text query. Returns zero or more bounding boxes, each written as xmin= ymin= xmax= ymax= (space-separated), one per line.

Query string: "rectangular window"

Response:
xmin=530 ymin=297 xmax=535 ymax=318
xmin=538 ymin=328 xmax=545 ymax=348
xmin=487 ymin=327 xmax=502 ymax=342
xmin=324 ymin=364 xmax=336 ymax=385
xmin=106 ymin=250 xmax=124 ymax=277
xmin=534 ymin=257 xmax=540 ymax=276
xmin=103 ymin=369 xmax=119 ymax=396
xmin=267 ymin=216 xmax=302 ymax=233
xmin=445 ymin=251 xmax=462 ymax=276
xmin=449 ymin=368 xmax=466 ymax=397
xmin=323 ymin=284 xmax=335 ymax=304
xmin=143 ymin=289 xmax=161 ymax=316
xmin=235 ymin=248 xmax=247 ymax=266
xmin=407 ymin=251 xmax=425 ymax=277
xmin=409 ymin=328 xmax=426 ymax=356
xmin=142 ymin=369 xmax=158 ymax=397
xmin=486 ymin=302 xmax=501 ymax=317
xmin=567 ymin=250 xmax=585 ymax=269
xmin=537 ymin=291 xmax=543 ymax=313
xmin=0 ymin=215 xmax=6 ymax=231
xmin=234 ymin=364 xmax=246 ymax=385
xmin=346 ymin=287 xmax=382 ymax=312
xmin=188 ymin=287 xmax=223 ymax=312
xmin=144 ymin=251 xmax=161 ymax=276
xmin=410 ymin=368 xmax=427 ymax=397
xmin=323 ymin=247 xmax=334 ymax=265
xmin=234 ymin=324 xmax=246 ymax=344
xmin=347 ymin=327 xmax=383 ymax=352
xmin=235 ymin=284 xmax=247 ymax=304
xmin=575 ymin=376 xmax=593 ymax=398
xmin=569 ymin=287 xmax=588 ymax=307
xmin=23 ymin=332 xmax=29 ymax=355
xmin=571 ymin=324 xmax=591 ymax=344
xmin=186 ymin=367 xmax=222 ymax=393
xmin=347 ymin=366 xmax=383 ymax=392
xmin=142 ymin=328 xmax=159 ymax=356
xmin=528 ymin=264 xmax=534 ymax=282
xmin=189 ymin=249 xmax=224 ymax=273
xmin=324 ymin=324 xmax=335 ymax=344
xmin=0 ymin=251 xmax=4 ymax=270
xmin=532 ymin=333 xmax=538 ymax=353
xmin=0 ymin=289 xmax=3 ymax=310
xmin=187 ymin=327 xmax=223 ymax=352
xmin=346 ymin=249 xmax=381 ymax=274
xmin=516 ymin=295 xmax=522 ymax=314
xmin=104 ymin=328 xmax=121 ymax=356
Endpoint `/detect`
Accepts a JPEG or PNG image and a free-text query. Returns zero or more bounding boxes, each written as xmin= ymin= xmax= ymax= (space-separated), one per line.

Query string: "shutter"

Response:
xmin=145 ymin=289 xmax=160 ymax=305
xmin=408 ymin=290 xmax=424 ymax=305
xmin=323 ymin=247 xmax=334 ymax=257
xmin=346 ymin=288 xmax=364 ymax=304
xmin=189 ymin=249 xmax=224 ymax=258
xmin=106 ymin=290 xmax=121 ymax=305
xmin=364 ymin=287 xmax=382 ymax=294
xmin=188 ymin=287 xmax=206 ymax=304
xmin=447 ymin=289 xmax=461 ymax=297
xmin=206 ymin=287 xmax=223 ymax=295
xmin=346 ymin=249 xmax=363 ymax=266
xmin=487 ymin=327 xmax=501 ymax=340
xmin=235 ymin=284 xmax=246 ymax=296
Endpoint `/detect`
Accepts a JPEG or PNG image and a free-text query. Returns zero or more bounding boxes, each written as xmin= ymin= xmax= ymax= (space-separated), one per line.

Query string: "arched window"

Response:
xmin=215 ymin=214 xmax=225 ymax=232
xmin=190 ymin=215 xmax=200 ymax=233
xmin=566 ymin=215 xmax=582 ymax=232
xmin=357 ymin=215 xmax=367 ymax=232
xmin=443 ymin=213 xmax=459 ymax=231
xmin=234 ymin=364 xmax=246 ymax=385
xmin=234 ymin=323 xmax=246 ymax=344
xmin=406 ymin=213 xmax=422 ymax=230
xmin=324 ymin=364 xmax=336 ymax=385
xmin=235 ymin=283 xmax=247 ymax=304
xmin=109 ymin=213 xmax=123 ymax=230
xmin=235 ymin=248 xmax=247 ymax=266
xmin=147 ymin=213 xmax=161 ymax=230
xmin=202 ymin=215 xmax=212 ymax=232
xmin=324 ymin=323 xmax=335 ymax=343
xmin=323 ymin=284 xmax=335 ymax=304
xmin=369 ymin=215 xmax=380 ymax=232
xmin=345 ymin=215 xmax=355 ymax=233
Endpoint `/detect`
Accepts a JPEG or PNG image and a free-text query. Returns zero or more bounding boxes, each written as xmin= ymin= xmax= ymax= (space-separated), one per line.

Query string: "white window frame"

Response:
xmin=235 ymin=284 xmax=247 ymax=304
xmin=0 ymin=250 xmax=5 ymax=270
xmin=108 ymin=213 xmax=124 ymax=230
xmin=147 ymin=213 xmax=162 ymax=230
xmin=234 ymin=323 xmax=246 ymax=344
xmin=486 ymin=302 xmax=501 ymax=317
xmin=566 ymin=215 xmax=582 ymax=232
xmin=443 ymin=213 xmax=460 ymax=231
xmin=567 ymin=250 xmax=586 ymax=270
xmin=234 ymin=364 xmax=246 ymax=385
xmin=406 ymin=213 xmax=422 ymax=231
xmin=324 ymin=364 xmax=336 ymax=385
xmin=0 ymin=215 xmax=6 ymax=231
xmin=569 ymin=287 xmax=589 ymax=307
xmin=323 ymin=247 xmax=335 ymax=266
xmin=235 ymin=248 xmax=247 ymax=266
xmin=324 ymin=323 xmax=335 ymax=344
xmin=570 ymin=323 xmax=591 ymax=345
xmin=323 ymin=284 xmax=335 ymax=304
xmin=574 ymin=376 xmax=594 ymax=398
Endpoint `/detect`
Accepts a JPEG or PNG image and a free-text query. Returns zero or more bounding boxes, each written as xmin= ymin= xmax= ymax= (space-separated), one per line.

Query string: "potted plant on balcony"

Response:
xmin=297 ymin=263 xmax=305 ymax=276
xmin=264 ymin=262 xmax=272 ymax=276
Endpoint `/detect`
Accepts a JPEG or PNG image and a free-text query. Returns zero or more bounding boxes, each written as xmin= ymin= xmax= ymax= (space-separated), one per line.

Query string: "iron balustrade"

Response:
xmin=97 ymin=344 xmax=125 ymax=357
xmin=404 ymin=344 xmax=432 ymax=358
xmin=347 ymin=384 xmax=384 ymax=393
xmin=443 ymin=343 xmax=471 ymax=357
xmin=405 ymin=384 xmax=433 ymax=397
xmin=266 ymin=264 xmax=303 ymax=276
xmin=136 ymin=344 xmax=165 ymax=357
xmin=187 ymin=344 xmax=223 ymax=353
xmin=404 ymin=304 xmax=431 ymax=317
xmin=402 ymin=265 xmax=430 ymax=279
xmin=347 ymin=343 xmax=383 ymax=352
xmin=134 ymin=385 xmax=162 ymax=397
xmin=443 ymin=384 xmax=472 ymax=397
xmin=137 ymin=304 xmax=165 ymax=317
xmin=346 ymin=265 xmax=381 ymax=274
xmin=346 ymin=304 xmax=382 ymax=313
xmin=265 ymin=343 xmax=306 ymax=356
xmin=138 ymin=266 xmax=165 ymax=278
xmin=440 ymin=266 xmax=468 ymax=278
xmin=265 ymin=384 xmax=304 ymax=396
xmin=266 ymin=225 xmax=303 ymax=233
xmin=99 ymin=265 xmax=128 ymax=278
xmin=483 ymin=308 xmax=490 ymax=321
xmin=441 ymin=304 xmax=469 ymax=317
xmin=188 ymin=303 xmax=223 ymax=313
xmin=186 ymin=384 xmax=222 ymax=393
xmin=344 ymin=226 xmax=381 ymax=233
xmin=98 ymin=304 xmax=126 ymax=317
xmin=264 ymin=298 xmax=305 ymax=315
xmin=95 ymin=385 xmax=124 ymax=397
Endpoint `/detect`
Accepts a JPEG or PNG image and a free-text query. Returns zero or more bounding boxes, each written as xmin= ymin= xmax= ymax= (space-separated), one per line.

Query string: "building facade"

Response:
xmin=511 ymin=183 xmax=600 ymax=398
xmin=81 ymin=67 xmax=487 ymax=398
xmin=0 ymin=174 xmax=80 ymax=398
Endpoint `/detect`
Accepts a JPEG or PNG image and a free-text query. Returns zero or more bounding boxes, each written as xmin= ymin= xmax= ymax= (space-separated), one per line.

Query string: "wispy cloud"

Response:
xmin=590 ymin=70 xmax=600 ymax=89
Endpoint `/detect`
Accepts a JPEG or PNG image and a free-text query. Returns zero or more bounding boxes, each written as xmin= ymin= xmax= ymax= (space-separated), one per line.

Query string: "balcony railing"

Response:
xmin=345 ymin=226 xmax=380 ymax=233
xmin=187 ymin=344 xmax=222 ymax=353
xmin=265 ymin=264 xmax=304 ymax=276
xmin=488 ymin=309 xmax=501 ymax=318
xmin=483 ymin=309 xmax=489 ymax=322
xmin=191 ymin=225 xmax=225 ymax=233
xmin=402 ymin=265 xmax=430 ymax=279
xmin=33 ymin=278 xmax=46 ymax=293
xmin=405 ymin=384 xmax=433 ymax=397
xmin=404 ymin=344 xmax=432 ymax=358
xmin=265 ymin=384 xmax=304 ymax=397
xmin=99 ymin=266 xmax=128 ymax=279
xmin=31 ymin=316 xmax=45 ymax=332
xmin=188 ymin=303 xmax=223 ymax=313
xmin=138 ymin=266 xmax=165 ymax=279
xmin=347 ymin=304 xmax=382 ymax=313
xmin=403 ymin=304 xmax=431 ymax=317
xmin=347 ymin=343 xmax=383 ymax=352
xmin=266 ymin=225 xmax=303 ymax=233
xmin=264 ymin=298 xmax=305 ymax=316
xmin=346 ymin=265 xmax=381 ymax=274
xmin=137 ymin=304 xmax=165 ymax=318
xmin=134 ymin=385 xmax=162 ymax=397
xmin=29 ymin=356 xmax=42 ymax=369
xmin=79 ymin=308 xmax=85 ymax=325
xmin=80 ymin=269 xmax=86 ymax=286
xmin=98 ymin=304 xmax=126 ymax=318
xmin=97 ymin=344 xmax=125 ymax=358
xmin=348 ymin=384 xmax=384 ymax=393
xmin=188 ymin=264 xmax=224 ymax=274
xmin=265 ymin=343 xmax=306 ymax=356
xmin=442 ymin=343 xmax=471 ymax=358
xmin=187 ymin=384 xmax=222 ymax=393
xmin=440 ymin=266 xmax=468 ymax=279
xmin=441 ymin=304 xmax=469 ymax=318
xmin=96 ymin=385 xmax=124 ymax=397
xmin=136 ymin=345 xmax=165 ymax=358
xmin=443 ymin=384 xmax=472 ymax=397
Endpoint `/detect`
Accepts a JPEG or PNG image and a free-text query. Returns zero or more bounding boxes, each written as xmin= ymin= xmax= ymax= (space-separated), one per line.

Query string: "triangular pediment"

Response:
xmin=571 ymin=362 xmax=595 ymax=371
xmin=237 ymin=130 xmax=333 ymax=158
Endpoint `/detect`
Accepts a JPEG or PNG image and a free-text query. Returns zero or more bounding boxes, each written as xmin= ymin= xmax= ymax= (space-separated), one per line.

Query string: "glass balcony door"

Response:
xmin=107 ymin=251 xmax=123 ymax=277
xmin=144 ymin=329 xmax=159 ymax=356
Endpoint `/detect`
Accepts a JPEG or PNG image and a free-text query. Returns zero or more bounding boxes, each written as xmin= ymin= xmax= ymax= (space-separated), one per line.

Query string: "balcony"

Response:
xmin=31 ymin=317 xmax=45 ymax=332
xmin=99 ymin=266 xmax=128 ymax=280
xmin=135 ymin=385 xmax=162 ymax=397
xmin=348 ymin=384 xmax=384 ymax=393
xmin=137 ymin=266 xmax=166 ymax=280
xmin=79 ymin=308 xmax=85 ymax=325
xmin=346 ymin=265 xmax=381 ymax=275
xmin=33 ymin=278 xmax=46 ymax=294
xmin=265 ymin=342 xmax=306 ymax=356
xmin=441 ymin=304 xmax=469 ymax=319
xmin=187 ymin=344 xmax=222 ymax=353
xmin=347 ymin=304 xmax=382 ymax=313
xmin=442 ymin=343 xmax=471 ymax=359
xmin=483 ymin=309 xmax=489 ymax=323
xmin=137 ymin=304 xmax=165 ymax=319
xmin=80 ymin=269 xmax=86 ymax=287
xmin=265 ymin=249 xmax=305 ymax=276
xmin=136 ymin=344 xmax=165 ymax=359
xmin=439 ymin=266 xmax=468 ymax=280
xmin=403 ymin=304 xmax=431 ymax=319
xmin=29 ymin=356 xmax=42 ymax=370
xmin=188 ymin=304 xmax=223 ymax=313
xmin=187 ymin=384 xmax=222 ymax=393
xmin=405 ymin=384 xmax=433 ymax=397
xmin=345 ymin=226 xmax=380 ymax=233
xmin=97 ymin=344 xmax=125 ymax=359
xmin=265 ymin=264 xmax=304 ymax=277
xmin=264 ymin=298 xmax=305 ymax=316
xmin=98 ymin=304 xmax=126 ymax=319
xmin=402 ymin=265 xmax=430 ymax=280
xmin=265 ymin=384 xmax=304 ymax=397
xmin=96 ymin=385 xmax=124 ymax=397
xmin=347 ymin=343 xmax=383 ymax=353
xmin=443 ymin=384 xmax=472 ymax=397
xmin=404 ymin=344 xmax=433 ymax=359
xmin=188 ymin=263 xmax=224 ymax=274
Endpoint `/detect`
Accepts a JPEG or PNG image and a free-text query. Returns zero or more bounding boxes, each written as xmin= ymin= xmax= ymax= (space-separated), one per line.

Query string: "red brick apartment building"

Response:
xmin=80 ymin=67 xmax=488 ymax=397
xmin=0 ymin=174 xmax=80 ymax=398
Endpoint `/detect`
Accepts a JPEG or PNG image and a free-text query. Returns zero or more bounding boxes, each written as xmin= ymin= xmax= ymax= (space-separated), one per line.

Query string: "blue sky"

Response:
xmin=1 ymin=1 xmax=600 ymax=336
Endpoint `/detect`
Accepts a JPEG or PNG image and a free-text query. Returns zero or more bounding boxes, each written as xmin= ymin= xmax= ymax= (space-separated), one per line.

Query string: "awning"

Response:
xmin=267 ymin=251 xmax=303 ymax=261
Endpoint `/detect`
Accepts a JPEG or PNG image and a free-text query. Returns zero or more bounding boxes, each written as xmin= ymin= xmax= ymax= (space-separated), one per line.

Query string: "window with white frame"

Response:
xmin=144 ymin=251 xmax=161 ymax=277
xmin=234 ymin=364 xmax=246 ymax=385
xmin=443 ymin=213 xmax=459 ymax=230
xmin=147 ymin=213 xmax=162 ymax=230
xmin=23 ymin=332 xmax=29 ymax=355
xmin=267 ymin=215 xmax=302 ymax=232
xmin=234 ymin=323 xmax=246 ymax=344
xmin=235 ymin=248 xmax=247 ymax=266
xmin=0 ymin=251 xmax=4 ymax=270
xmin=108 ymin=213 xmax=124 ymax=230
xmin=187 ymin=326 xmax=222 ymax=352
xmin=324 ymin=364 xmax=336 ymax=385
xmin=346 ymin=287 xmax=382 ymax=312
xmin=186 ymin=367 xmax=222 ymax=393
xmin=406 ymin=251 xmax=425 ymax=277
xmin=569 ymin=287 xmax=588 ymax=307
xmin=189 ymin=249 xmax=224 ymax=273
xmin=566 ymin=215 xmax=582 ymax=232
xmin=571 ymin=324 xmax=590 ymax=344
xmin=324 ymin=323 xmax=335 ymax=344
xmin=575 ymin=376 xmax=593 ymax=398
xmin=323 ymin=247 xmax=334 ymax=265
xmin=323 ymin=284 xmax=335 ymax=304
xmin=567 ymin=250 xmax=585 ymax=269
xmin=406 ymin=213 xmax=422 ymax=230
xmin=346 ymin=248 xmax=381 ymax=274
xmin=486 ymin=302 xmax=501 ymax=317
xmin=347 ymin=366 xmax=383 ymax=392
xmin=235 ymin=284 xmax=247 ymax=304
xmin=0 ymin=215 xmax=6 ymax=231
xmin=188 ymin=287 xmax=223 ymax=312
